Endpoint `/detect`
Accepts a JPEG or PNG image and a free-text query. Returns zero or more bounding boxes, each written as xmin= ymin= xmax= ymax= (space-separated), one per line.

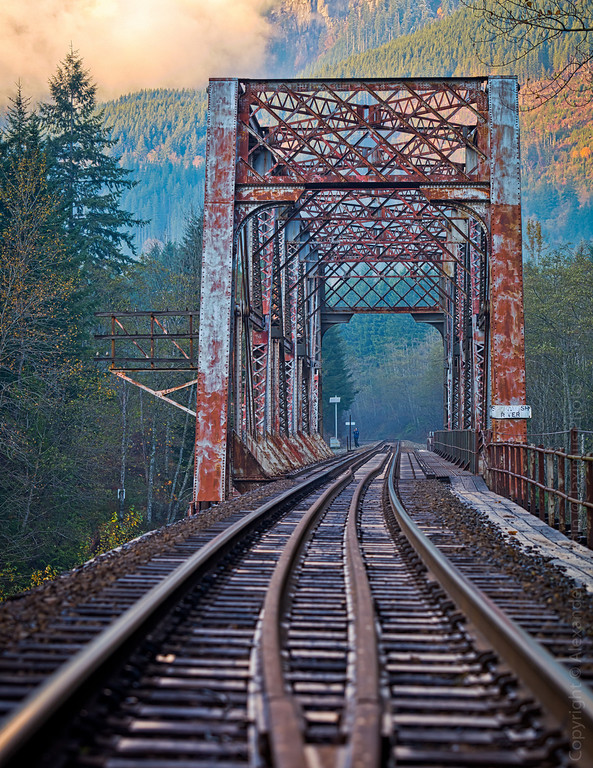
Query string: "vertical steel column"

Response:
xmin=296 ymin=261 xmax=309 ymax=433
xmin=470 ymin=221 xmax=487 ymax=432
xmin=193 ymin=79 xmax=239 ymax=506
xmin=488 ymin=77 xmax=527 ymax=443
xmin=443 ymin=258 xmax=455 ymax=429
xmin=310 ymin=264 xmax=322 ymax=434
xmin=286 ymin=237 xmax=299 ymax=434
xmin=455 ymin=247 xmax=467 ymax=430
xmin=462 ymin=241 xmax=473 ymax=429
xmin=251 ymin=212 xmax=269 ymax=437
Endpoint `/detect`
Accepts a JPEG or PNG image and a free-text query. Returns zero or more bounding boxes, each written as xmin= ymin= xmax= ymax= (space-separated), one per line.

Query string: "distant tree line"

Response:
xmin=324 ymin=316 xmax=444 ymax=443
xmin=101 ymin=90 xmax=207 ymax=245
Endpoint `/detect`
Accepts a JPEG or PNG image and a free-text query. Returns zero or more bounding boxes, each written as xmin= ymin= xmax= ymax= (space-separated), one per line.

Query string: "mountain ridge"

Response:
xmin=99 ymin=3 xmax=592 ymax=247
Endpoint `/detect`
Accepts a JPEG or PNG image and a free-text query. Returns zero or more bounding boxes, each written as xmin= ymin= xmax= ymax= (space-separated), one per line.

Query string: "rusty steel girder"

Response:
xmin=191 ymin=76 xmax=527 ymax=503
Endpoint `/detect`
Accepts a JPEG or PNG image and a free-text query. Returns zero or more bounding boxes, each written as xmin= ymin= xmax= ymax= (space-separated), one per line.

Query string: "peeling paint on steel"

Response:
xmin=488 ymin=78 xmax=527 ymax=444
xmin=191 ymin=75 xmax=531 ymax=501
xmin=193 ymin=79 xmax=239 ymax=503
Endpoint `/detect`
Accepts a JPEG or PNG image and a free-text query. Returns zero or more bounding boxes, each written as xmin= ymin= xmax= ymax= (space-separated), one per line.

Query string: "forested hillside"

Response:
xmin=102 ymin=90 xmax=207 ymax=243
xmin=268 ymin=0 xmax=442 ymax=73
xmin=521 ymin=98 xmax=593 ymax=242
xmin=102 ymin=5 xmax=593 ymax=248
xmin=305 ymin=5 xmax=562 ymax=80
xmin=306 ymin=5 xmax=593 ymax=242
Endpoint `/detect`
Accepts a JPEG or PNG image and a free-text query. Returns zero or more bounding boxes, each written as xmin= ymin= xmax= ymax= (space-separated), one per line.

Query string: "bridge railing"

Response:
xmin=485 ymin=439 xmax=593 ymax=548
xmin=431 ymin=430 xmax=480 ymax=474
xmin=95 ymin=311 xmax=199 ymax=370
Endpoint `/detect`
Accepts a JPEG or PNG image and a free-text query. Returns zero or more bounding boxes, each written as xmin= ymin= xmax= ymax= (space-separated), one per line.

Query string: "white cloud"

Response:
xmin=0 ymin=0 xmax=274 ymax=103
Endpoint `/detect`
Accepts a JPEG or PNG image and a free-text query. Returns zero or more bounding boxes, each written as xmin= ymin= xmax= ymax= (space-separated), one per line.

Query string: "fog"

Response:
xmin=0 ymin=0 xmax=276 ymax=103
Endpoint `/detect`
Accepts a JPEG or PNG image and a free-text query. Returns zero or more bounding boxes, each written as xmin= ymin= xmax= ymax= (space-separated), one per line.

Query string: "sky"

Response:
xmin=0 ymin=0 xmax=276 ymax=103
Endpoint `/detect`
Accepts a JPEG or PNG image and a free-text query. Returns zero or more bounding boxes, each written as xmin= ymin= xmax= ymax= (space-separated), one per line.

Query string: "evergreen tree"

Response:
xmin=178 ymin=211 xmax=202 ymax=305
xmin=0 ymin=84 xmax=75 ymax=375
xmin=121 ymin=210 xmax=202 ymax=313
xmin=0 ymin=83 xmax=86 ymax=585
xmin=524 ymin=242 xmax=593 ymax=436
xmin=0 ymin=83 xmax=42 ymax=167
xmin=0 ymin=85 xmax=45 ymax=230
xmin=0 ymin=99 xmax=75 ymax=390
xmin=41 ymin=48 xmax=139 ymax=273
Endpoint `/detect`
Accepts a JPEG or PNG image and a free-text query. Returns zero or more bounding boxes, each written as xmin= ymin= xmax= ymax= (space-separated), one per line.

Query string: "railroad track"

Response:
xmin=398 ymin=448 xmax=593 ymax=691
xmin=0 ymin=443 xmax=591 ymax=766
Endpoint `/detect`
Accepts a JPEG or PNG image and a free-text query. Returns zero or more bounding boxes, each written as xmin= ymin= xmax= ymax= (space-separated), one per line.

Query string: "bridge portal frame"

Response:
xmin=193 ymin=76 xmax=527 ymax=505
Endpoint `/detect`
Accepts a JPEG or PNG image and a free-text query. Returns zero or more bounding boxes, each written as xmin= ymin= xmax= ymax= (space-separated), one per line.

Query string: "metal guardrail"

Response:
xmin=485 ymin=439 xmax=593 ymax=548
xmin=430 ymin=429 xmax=479 ymax=474
xmin=95 ymin=310 xmax=199 ymax=370
xmin=430 ymin=426 xmax=593 ymax=547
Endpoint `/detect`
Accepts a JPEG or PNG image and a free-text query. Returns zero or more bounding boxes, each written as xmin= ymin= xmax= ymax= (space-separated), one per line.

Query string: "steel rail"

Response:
xmin=0 ymin=446 xmax=379 ymax=768
xmin=287 ymin=442 xmax=381 ymax=480
xmin=260 ymin=446 xmax=385 ymax=768
xmin=343 ymin=451 xmax=391 ymax=768
xmin=387 ymin=443 xmax=593 ymax=765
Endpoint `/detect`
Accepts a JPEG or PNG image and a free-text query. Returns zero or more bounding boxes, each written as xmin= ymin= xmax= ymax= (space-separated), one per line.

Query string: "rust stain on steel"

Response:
xmin=288 ymin=434 xmax=316 ymax=464
xmin=231 ymin=432 xmax=332 ymax=485
xmin=235 ymin=187 xmax=304 ymax=203
xmin=488 ymin=78 xmax=527 ymax=444
xmin=243 ymin=433 xmax=291 ymax=477
xmin=190 ymin=75 xmax=529 ymax=502
xmin=422 ymin=185 xmax=489 ymax=203
xmin=194 ymin=79 xmax=239 ymax=504
xmin=231 ymin=432 xmax=269 ymax=483
xmin=302 ymin=432 xmax=334 ymax=461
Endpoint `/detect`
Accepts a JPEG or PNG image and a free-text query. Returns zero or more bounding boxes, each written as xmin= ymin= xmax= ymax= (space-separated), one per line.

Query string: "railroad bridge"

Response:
xmin=193 ymin=75 xmax=527 ymax=505
xmin=104 ymin=75 xmax=527 ymax=506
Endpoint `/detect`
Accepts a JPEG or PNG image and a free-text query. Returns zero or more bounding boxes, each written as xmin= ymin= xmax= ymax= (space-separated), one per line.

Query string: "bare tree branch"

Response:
xmin=460 ymin=0 xmax=593 ymax=105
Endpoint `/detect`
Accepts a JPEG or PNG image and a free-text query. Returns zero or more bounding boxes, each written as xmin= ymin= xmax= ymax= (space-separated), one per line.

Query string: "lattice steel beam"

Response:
xmin=188 ymin=76 xmax=527 ymax=503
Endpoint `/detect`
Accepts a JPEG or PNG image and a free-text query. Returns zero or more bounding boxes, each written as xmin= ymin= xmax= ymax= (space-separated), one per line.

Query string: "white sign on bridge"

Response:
xmin=490 ymin=405 xmax=532 ymax=419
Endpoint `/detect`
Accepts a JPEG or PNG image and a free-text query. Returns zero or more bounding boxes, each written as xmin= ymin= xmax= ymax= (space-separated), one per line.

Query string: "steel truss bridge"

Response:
xmin=100 ymin=76 xmax=528 ymax=507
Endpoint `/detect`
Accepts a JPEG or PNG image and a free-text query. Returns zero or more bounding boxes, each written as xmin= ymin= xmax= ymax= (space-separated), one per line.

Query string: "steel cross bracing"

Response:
xmin=188 ymin=76 xmax=528 ymax=504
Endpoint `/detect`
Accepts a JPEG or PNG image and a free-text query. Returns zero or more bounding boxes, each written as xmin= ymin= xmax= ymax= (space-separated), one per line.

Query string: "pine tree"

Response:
xmin=0 ymin=82 xmax=79 ymax=399
xmin=0 ymin=83 xmax=42 ymax=166
xmin=0 ymin=82 xmax=85 ymax=568
xmin=178 ymin=211 xmax=202 ymax=304
xmin=41 ymin=48 xmax=139 ymax=273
